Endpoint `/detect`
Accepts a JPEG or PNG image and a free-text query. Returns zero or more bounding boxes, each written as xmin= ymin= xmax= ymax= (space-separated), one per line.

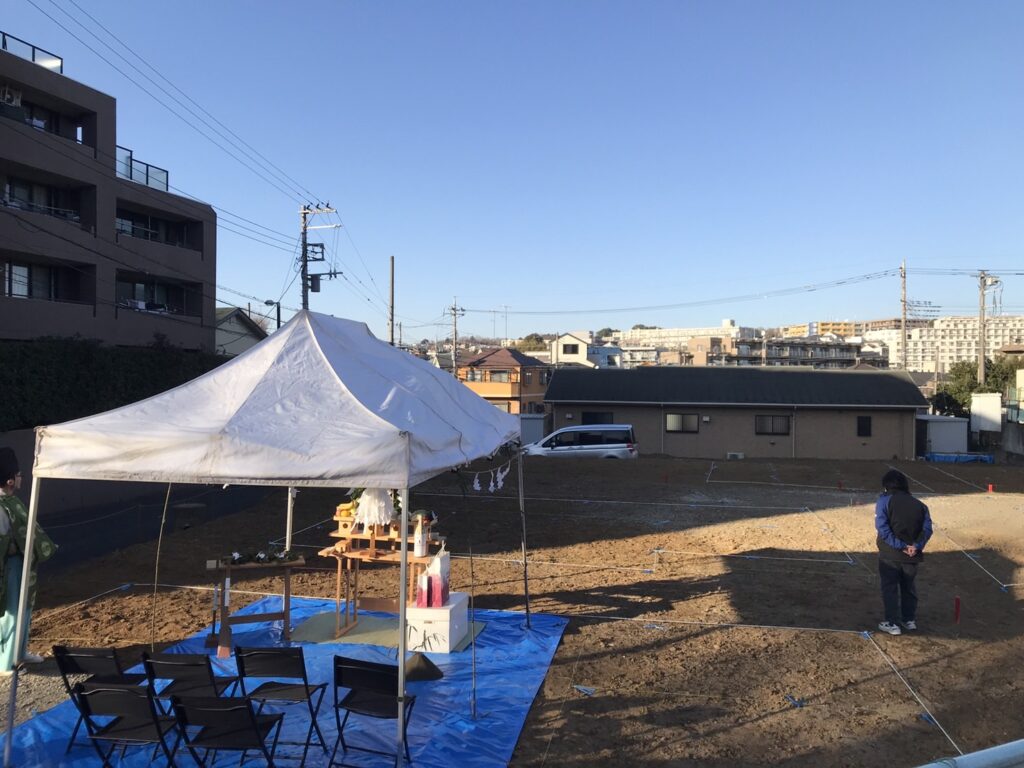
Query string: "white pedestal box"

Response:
xmin=405 ymin=591 xmax=469 ymax=653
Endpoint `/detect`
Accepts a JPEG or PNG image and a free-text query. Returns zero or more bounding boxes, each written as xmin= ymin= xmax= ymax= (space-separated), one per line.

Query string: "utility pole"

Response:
xmin=900 ymin=260 xmax=908 ymax=369
xmin=448 ymin=299 xmax=465 ymax=375
xmin=299 ymin=203 xmax=339 ymax=310
xmin=389 ymin=255 xmax=395 ymax=346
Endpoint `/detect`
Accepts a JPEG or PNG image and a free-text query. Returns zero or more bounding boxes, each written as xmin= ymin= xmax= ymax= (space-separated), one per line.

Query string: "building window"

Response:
xmin=755 ymin=415 xmax=791 ymax=435
xmin=116 ymin=207 xmax=190 ymax=247
xmin=494 ymin=402 xmax=511 ymax=413
xmin=540 ymin=369 xmax=551 ymax=385
xmin=857 ymin=416 xmax=872 ymax=437
xmin=562 ymin=343 xmax=579 ymax=355
xmin=490 ymin=370 xmax=510 ymax=383
xmin=2 ymin=261 xmax=54 ymax=299
xmin=464 ymin=368 xmax=483 ymax=382
xmin=666 ymin=413 xmax=699 ymax=433
xmin=115 ymin=271 xmax=202 ymax=316
xmin=523 ymin=370 xmax=532 ymax=385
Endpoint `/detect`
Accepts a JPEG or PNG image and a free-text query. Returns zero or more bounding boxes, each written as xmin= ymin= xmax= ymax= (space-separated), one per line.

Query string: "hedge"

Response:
xmin=0 ymin=336 xmax=228 ymax=432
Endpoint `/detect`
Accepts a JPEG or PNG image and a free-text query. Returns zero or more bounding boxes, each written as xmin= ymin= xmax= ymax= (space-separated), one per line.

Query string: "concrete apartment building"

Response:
xmin=686 ymin=335 xmax=864 ymax=368
xmin=615 ymin=319 xmax=757 ymax=348
xmin=865 ymin=316 xmax=1024 ymax=372
xmin=0 ymin=32 xmax=217 ymax=350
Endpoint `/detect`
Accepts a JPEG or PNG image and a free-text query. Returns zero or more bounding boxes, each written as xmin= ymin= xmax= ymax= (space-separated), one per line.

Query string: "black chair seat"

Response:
xmin=92 ymin=714 xmax=177 ymax=744
xmin=189 ymin=713 xmax=283 ymax=750
xmin=248 ymin=679 xmax=327 ymax=702
xmin=339 ymin=688 xmax=416 ymax=720
xmin=156 ymin=676 xmax=237 ymax=699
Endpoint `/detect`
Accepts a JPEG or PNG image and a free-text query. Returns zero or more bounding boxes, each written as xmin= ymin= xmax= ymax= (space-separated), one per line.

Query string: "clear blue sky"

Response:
xmin=7 ymin=1 xmax=1024 ymax=341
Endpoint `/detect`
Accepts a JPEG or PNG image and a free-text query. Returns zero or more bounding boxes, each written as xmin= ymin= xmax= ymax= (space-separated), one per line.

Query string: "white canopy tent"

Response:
xmin=4 ymin=311 xmax=525 ymax=766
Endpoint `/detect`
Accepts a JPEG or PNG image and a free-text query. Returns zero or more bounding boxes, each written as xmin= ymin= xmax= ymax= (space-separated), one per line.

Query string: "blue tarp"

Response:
xmin=0 ymin=596 xmax=567 ymax=767
xmin=923 ymin=452 xmax=995 ymax=464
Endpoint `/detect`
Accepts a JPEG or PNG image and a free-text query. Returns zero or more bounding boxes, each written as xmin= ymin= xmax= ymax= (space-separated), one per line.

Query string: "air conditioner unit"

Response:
xmin=725 ymin=451 xmax=744 ymax=460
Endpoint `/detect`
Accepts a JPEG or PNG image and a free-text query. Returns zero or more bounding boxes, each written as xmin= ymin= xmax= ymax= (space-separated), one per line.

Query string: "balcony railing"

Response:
xmin=116 ymin=145 xmax=169 ymax=192
xmin=1 ymin=195 xmax=80 ymax=222
xmin=1 ymin=31 xmax=62 ymax=73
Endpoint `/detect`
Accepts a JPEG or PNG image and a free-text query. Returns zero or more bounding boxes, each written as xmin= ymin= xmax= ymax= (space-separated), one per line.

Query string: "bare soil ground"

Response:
xmin=11 ymin=457 xmax=1024 ymax=767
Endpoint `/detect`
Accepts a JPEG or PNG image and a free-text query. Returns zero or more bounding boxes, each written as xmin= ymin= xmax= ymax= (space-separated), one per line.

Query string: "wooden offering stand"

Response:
xmin=318 ymin=501 xmax=442 ymax=638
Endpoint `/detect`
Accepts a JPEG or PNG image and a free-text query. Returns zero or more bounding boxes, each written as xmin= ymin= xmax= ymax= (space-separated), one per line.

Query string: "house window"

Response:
xmin=540 ymin=370 xmax=551 ymax=385
xmin=562 ymin=343 xmax=579 ymax=355
xmin=490 ymin=370 xmax=510 ymax=383
xmin=523 ymin=370 xmax=533 ymax=385
xmin=464 ymin=368 xmax=483 ymax=382
xmin=493 ymin=402 xmax=511 ymax=413
xmin=755 ymin=415 xmax=791 ymax=435
xmin=582 ymin=411 xmax=613 ymax=425
xmin=666 ymin=413 xmax=699 ymax=433
xmin=857 ymin=416 xmax=872 ymax=437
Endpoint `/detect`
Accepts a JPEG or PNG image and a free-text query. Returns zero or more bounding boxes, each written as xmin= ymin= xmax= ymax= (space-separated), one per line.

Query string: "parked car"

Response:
xmin=523 ymin=424 xmax=638 ymax=459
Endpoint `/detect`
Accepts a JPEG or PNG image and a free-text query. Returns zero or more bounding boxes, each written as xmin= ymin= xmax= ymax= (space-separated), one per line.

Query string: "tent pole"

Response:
xmin=3 ymin=475 xmax=40 ymax=768
xmin=285 ymin=486 xmax=296 ymax=551
xmin=517 ymin=448 xmax=531 ymax=628
xmin=397 ymin=484 xmax=411 ymax=762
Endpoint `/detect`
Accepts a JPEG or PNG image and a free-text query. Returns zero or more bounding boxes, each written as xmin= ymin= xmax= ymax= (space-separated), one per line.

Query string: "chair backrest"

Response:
xmin=143 ymin=652 xmax=217 ymax=688
xmin=171 ymin=696 xmax=263 ymax=748
xmin=53 ymin=645 xmax=124 ymax=678
xmin=235 ymin=646 xmax=308 ymax=681
xmin=53 ymin=646 xmax=127 ymax=697
xmin=333 ymin=656 xmax=400 ymax=697
xmin=73 ymin=681 xmax=159 ymax=732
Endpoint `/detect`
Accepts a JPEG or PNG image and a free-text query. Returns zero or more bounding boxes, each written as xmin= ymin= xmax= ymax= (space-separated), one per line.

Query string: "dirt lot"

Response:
xmin=12 ymin=456 xmax=1024 ymax=767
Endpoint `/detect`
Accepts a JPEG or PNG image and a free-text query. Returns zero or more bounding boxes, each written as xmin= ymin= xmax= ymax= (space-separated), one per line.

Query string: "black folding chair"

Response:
xmin=235 ymin=646 xmax=328 ymax=768
xmin=53 ymin=645 xmax=148 ymax=754
xmin=142 ymin=652 xmax=238 ymax=711
xmin=331 ymin=656 xmax=416 ymax=766
xmin=170 ymin=695 xmax=283 ymax=767
xmin=72 ymin=680 xmax=180 ymax=767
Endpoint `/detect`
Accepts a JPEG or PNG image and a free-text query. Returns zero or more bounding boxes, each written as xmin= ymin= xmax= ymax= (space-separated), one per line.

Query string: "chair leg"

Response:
xmin=90 ymin=741 xmax=115 ymax=768
xmin=185 ymin=743 xmax=207 ymax=768
xmin=263 ymin=718 xmax=283 ymax=768
xmin=308 ymin=688 xmax=328 ymax=752
xmin=64 ymin=714 xmax=84 ymax=753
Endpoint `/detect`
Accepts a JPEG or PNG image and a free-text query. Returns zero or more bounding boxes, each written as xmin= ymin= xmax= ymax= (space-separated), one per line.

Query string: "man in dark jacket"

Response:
xmin=875 ymin=469 xmax=932 ymax=635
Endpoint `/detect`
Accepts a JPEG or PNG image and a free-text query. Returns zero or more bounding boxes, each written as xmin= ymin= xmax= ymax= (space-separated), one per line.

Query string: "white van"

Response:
xmin=523 ymin=424 xmax=638 ymax=459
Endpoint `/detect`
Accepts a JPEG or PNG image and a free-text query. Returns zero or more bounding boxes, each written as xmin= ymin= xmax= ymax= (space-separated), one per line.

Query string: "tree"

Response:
xmin=595 ymin=327 xmax=619 ymax=338
xmin=632 ymin=323 xmax=660 ymax=330
xmin=935 ymin=356 xmax=1024 ymax=415
xmin=516 ymin=333 xmax=548 ymax=352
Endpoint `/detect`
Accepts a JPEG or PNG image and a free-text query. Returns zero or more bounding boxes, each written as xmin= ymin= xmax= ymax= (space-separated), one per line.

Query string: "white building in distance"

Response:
xmin=865 ymin=316 xmax=1024 ymax=372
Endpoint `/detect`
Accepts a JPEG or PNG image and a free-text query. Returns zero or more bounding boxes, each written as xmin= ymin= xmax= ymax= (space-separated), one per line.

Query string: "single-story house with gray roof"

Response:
xmin=544 ymin=367 xmax=928 ymax=460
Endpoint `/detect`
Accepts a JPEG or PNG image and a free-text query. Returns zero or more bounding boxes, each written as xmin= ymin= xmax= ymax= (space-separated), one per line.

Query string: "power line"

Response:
xmin=0 ymin=121 xmax=297 ymax=253
xmin=462 ymin=269 xmax=900 ymax=317
xmin=59 ymin=0 xmax=323 ymax=204
xmin=26 ymin=0 xmax=305 ymax=203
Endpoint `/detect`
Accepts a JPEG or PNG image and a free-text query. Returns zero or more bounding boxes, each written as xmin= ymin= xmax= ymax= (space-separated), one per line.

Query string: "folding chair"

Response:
xmin=53 ymin=645 xmax=147 ymax=754
xmin=170 ymin=695 xmax=283 ymax=768
xmin=235 ymin=645 xmax=328 ymax=768
xmin=142 ymin=652 xmax=238 ymax=711
xmin=331 ymin=656 xmax=416 ymax=766
xmin=72 ymin=679 xmax=180 ymax=767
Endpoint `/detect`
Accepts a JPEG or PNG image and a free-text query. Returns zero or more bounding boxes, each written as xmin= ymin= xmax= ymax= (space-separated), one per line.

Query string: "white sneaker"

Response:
xmin=22 ymin=652 xmax=44 ymax=664
xmin=878 ymin=621 xmax=902 ymax=635
xmin=902 ymin=620 xmax=917 ymax=631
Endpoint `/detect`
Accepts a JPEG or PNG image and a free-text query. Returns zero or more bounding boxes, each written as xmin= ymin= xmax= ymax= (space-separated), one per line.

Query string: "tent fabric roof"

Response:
xmin=33 ymin=312 xmax=519 ymax=488
xmin=545 ymin=366 xmax=928 ymax=408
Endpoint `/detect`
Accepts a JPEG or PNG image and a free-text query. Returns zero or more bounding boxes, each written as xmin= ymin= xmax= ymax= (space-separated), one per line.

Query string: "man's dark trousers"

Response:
xmin=879 ymin=559 xmax=918 ymax=624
